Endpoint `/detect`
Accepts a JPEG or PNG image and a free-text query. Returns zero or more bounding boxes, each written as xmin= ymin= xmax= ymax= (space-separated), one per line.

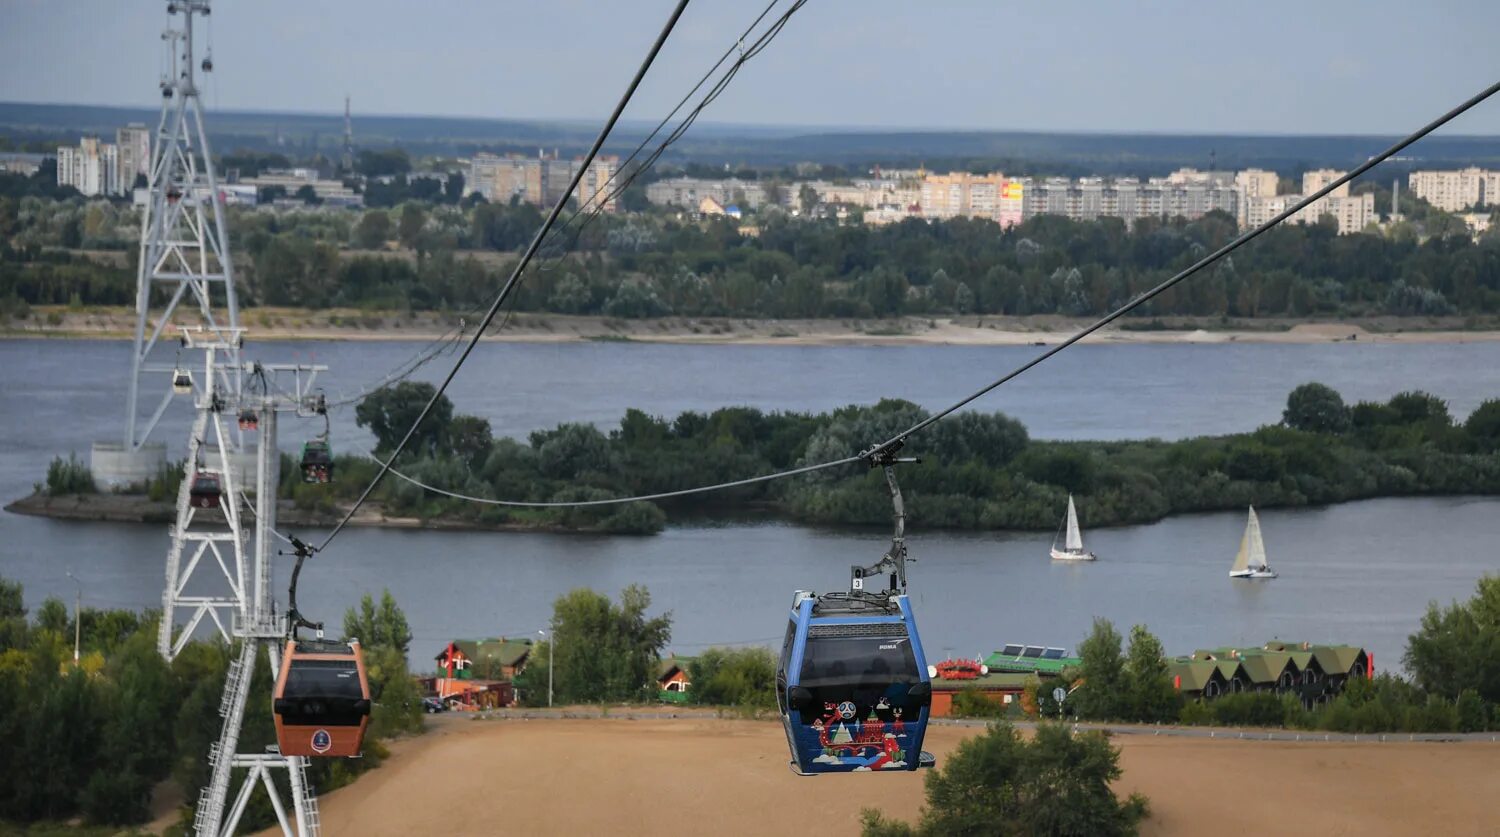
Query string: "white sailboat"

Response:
xmin=1229 ymin=506 xmax=1277 ymax=579
xmin=1049 ymin=495 xmax=1096 ymax=562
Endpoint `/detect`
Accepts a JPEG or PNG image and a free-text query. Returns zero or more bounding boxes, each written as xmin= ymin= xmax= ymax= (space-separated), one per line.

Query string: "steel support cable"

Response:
xmin=533 ymin=0 xmax=807 ymax=271
xmin=865 ymin=78 xmax=1500 ymax=460
xmin=380 ymin=78 xmax=1500 ymax=510
xmin=308 ymin=0 xmax=693 ymax=554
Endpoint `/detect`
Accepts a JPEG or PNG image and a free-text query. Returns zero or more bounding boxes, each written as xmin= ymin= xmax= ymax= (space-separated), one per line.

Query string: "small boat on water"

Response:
xmin=1049 ymin=495 xmax=1096 ymax=562
xmin=1229 ymin=506 xmax=1277 ymax=579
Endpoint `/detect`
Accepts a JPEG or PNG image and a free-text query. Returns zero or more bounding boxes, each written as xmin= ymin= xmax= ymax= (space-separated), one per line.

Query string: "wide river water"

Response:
xmin=2 ymin=337 xmax=1498 ymax=669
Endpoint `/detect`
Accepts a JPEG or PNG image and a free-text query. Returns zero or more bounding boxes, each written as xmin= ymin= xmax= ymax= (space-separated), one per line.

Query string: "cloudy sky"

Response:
xmin=2 ymin=0 xmax=1499 ymax=134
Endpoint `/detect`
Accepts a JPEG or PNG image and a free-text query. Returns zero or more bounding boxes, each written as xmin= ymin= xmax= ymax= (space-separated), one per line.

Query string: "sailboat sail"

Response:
xmin=1244 ymin=507 xmax=1268 ymax=571
xmin=1064 ymin=496 xmax=1083 ymax=552
xmin=1230 ymin=524 xmax=1252 ymax=573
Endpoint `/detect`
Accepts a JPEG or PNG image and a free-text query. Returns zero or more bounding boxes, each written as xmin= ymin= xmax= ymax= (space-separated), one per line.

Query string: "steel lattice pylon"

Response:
xmin=126 ymin=0 xmax=240 ymax=452
xmin=166 ymin=337 xmax=330 ymax=837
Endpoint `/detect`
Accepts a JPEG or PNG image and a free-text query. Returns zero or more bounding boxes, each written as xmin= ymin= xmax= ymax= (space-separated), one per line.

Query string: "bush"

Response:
xmin=688 ymin=647 xmax=775 ymax=709
xmin=45 ymin=454 xmax=94 ymax=495
xmin=860 ymin=722 xmax=1149 ymax=837
xmin=950 ymin=687 xmax=1007 ymax=718
xmin=1283 ymin=382 xmax=1350 ymax=434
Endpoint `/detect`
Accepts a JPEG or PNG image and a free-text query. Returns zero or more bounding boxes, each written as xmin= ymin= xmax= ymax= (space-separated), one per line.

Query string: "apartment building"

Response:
xmin=920 ymin=172 xmax=1007 ymax=220
xmin=644 ymin=177 xmax=768 ymax=210
xmin=116 ymin=124 xmax=151 ymax=191
xmin=1017 ymin=175 xmax=1236 ymax=225
xmin=574 ymin=155 xmax=619 ymax=213
xmin=1243 ymin=191 xmax=1374 ymax=235
xmin=1407 ymin=168 xmax=1498 ymax=212
xmin=56 ymin=136 xmax=119 ymax=197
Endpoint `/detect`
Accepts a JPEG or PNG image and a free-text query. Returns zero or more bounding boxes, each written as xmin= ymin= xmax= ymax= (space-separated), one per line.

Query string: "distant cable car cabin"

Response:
xmin=172 ymin=369 xmax=193 ymax=394
xmin=300 ymin=439 xmax=333 ymax=484
xmin=776 ymin=448 xmax=935 ymax=775
xmin=188 ymin=472 xmax=222 ymax=509
xmin=273 ymin=638 xmax=371 ymax=758
xmin=237 ymin=409 xmax=259 ymax=431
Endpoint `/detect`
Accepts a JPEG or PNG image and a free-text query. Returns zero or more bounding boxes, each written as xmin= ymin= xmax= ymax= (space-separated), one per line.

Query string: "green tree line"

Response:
xmin=1014 ymin=574 xmax=1499 ymax=734
xmin=7 ymin=179 xmax=1500 ymax=319
xmin=265 ymin=381 xmax=1500 ymax=535
xmin=0 ymin=576 xmax=421 ymax=831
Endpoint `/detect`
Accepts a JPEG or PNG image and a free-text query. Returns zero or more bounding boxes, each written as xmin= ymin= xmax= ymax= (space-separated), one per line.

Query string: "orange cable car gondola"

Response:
xmin=272 ymin=637 xmax=371 ymax=758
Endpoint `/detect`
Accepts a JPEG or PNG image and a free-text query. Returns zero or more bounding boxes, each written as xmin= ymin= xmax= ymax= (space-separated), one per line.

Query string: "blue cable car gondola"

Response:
xmin=777 ymin=447 xmax=936 ymax=775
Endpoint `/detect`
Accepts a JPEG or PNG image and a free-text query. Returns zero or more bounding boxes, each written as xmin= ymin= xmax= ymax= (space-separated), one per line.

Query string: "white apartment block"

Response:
xmin=1243 ymin=191 xmax=1374 ymax=235
xmin=1407 ymin=168 xmax=1498 ymax=212
xmin=1018 ymin=176 xmax=1237 ymax=225
xmin=56 ymin=136 xmax=119 ymax=197
xmin=1234 ymin=169 xmax=1279 ymax=225
xmin=919 ymin=172 xmax=1007 ymax=220
xmin=644 ymin=177 xmax=768 ymax=210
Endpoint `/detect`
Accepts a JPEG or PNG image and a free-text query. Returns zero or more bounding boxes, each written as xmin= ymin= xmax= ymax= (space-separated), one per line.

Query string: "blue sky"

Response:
xmin=2 ymin=0 xmax=1499 ymax=134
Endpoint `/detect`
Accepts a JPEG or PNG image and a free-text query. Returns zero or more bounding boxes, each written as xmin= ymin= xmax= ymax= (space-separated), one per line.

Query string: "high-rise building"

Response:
xmin=116 ymin=124 xmax=151 ymax=193
xmin=1234 ymin=169 xmax=1279 ymax=225
xmin=574 ymin=155 xmax=618 ymax=212
xmin=56 ymin=137 xmax=118 ymax=196
xmin=467 ymin=153 xmax=543 ymax=205
xmin=920 ymin=172 xmax=1007 ymax=220
xmin=1407 ymin=168 xmax=1493 ymax=212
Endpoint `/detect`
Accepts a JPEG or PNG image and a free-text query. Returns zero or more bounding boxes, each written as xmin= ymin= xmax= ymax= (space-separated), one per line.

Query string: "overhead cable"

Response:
xmin=309 ymin=0 xmax=693 ymax=553
xmin=385 ymin=78 xmax=1500 ymax=509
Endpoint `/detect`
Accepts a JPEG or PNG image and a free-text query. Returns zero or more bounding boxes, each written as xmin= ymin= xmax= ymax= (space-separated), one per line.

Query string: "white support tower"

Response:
xmin=191 ymin=357 xmax=329 ymax=837
xmin=158 ymin=329 xmax=253 ymax=659
xmin=95 ymin=0 xmax=241 ymax=488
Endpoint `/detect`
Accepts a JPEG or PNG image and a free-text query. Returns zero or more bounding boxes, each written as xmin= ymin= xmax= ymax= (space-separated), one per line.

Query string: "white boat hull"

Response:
xmin=1230 ymin=568 xmax=1277 ymax=579
xmin=1050 ymin=547 xmax=1096 ymax=562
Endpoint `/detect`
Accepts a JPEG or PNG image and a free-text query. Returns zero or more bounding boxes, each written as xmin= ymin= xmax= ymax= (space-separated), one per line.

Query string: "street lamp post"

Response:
xmin=538 ymin=628 xmax=554 ymax=708
xmin=65 ymin=571 xmax=81 ymax=664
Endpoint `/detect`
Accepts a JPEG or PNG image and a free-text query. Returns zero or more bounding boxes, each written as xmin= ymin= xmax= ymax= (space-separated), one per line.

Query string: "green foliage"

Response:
xmin=343 ymin=589 xmax=414 ymax=654
xmin=1405 ymin=574 xmax=1500 ymax=703
xmin=1070 ymin=619 xmax=1127 ymax=720
xmin=1123 ymin=625 xmax=1179 ymax=723
xmin=860 ymin=722 xmax=1148 ymax=837
xmin=330 ymin=383 xmax=1500 ymax=535
xmin=44 ymin=453 xmax=94 ymax=495
xmin=1283 ymin=382 xmax=1350 ymax=434
xmin=354 ymin=381 xmax=453 ymax=457
xmin=950 ymin=687 xmax=1008 ymax=719
xmin=687 ymin=647 xmax=776 ymax=709
xmin=514 ymin=585 xmax=671 ymax=705
xmin=1465 ymin=400 xmax=1500 ymax=453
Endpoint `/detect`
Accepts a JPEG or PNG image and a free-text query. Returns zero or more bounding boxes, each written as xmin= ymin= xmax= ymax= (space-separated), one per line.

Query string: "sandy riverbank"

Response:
xmin=7 ymin=307 xmax=1500 ymax=346
xmin=270 ymin=716 xmax=1499 ymax=837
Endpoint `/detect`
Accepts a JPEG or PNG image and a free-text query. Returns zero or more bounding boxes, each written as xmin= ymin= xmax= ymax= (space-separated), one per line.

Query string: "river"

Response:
xmin=2 ymin=337 xmax=1497 ymax=669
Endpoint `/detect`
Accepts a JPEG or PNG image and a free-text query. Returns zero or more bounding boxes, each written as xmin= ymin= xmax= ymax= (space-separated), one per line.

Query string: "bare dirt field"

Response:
xmin=291 ymin=718 xmax=1500 ymax=837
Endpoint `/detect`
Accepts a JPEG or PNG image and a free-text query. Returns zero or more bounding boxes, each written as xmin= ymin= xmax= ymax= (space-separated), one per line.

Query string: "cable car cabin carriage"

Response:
xmin=273 ymin=638 xmax=371 ymax=758
xmin=188 ymin=471 xmax=222 ymax=509
xmin=171 ymin=368 xmax=193 ymax=395
xmin=237 ymin=409 xmax=259 ymax=431
xmin=776 ymin=448 xmax=935 ymax=775
xmin=300 ymin=439 xmax=333 ymax=484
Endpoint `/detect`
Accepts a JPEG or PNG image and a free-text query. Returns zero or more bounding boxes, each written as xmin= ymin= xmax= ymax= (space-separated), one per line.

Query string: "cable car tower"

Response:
xmin=166 ymin=337 xmax=331 ymax=836
xmin=94 ymin=0 xmax=241 ymax=488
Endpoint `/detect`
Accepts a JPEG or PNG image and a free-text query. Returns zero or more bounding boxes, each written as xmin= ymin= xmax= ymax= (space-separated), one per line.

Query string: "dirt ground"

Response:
xmin=292 ymin=718 xmax=1500 ymax=836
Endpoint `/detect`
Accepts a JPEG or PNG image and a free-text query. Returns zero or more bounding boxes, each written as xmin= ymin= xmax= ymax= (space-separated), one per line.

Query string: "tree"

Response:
xmin=515 ymin=585 xmax=671 ymax=705
xmin=355 ymin=382 xmax=454 ymax=457
xmin=446 ymin=414 xmax=494 ymax=468
xmin=1071 ymin=618 xmax=1127 ymax=720
xmin=860 ymin=722 xmax=1149 ymax=837
xmin=1464 ymin=399 xmax=1500 ymax=452
xmin=1405 ymin=575 xmax=1500 ymax=703
xmin=1124 ymin=625 xmax=1178 ymax=722
xmin=689 ymin=647 xmax=776 ymax=708
xmin=354 ymin=210 xmax=392 ymax=249
xmin=293 ymin=184 xmax=322 ymax=206
xmin=398 ymin=203 xmax=427 ymax=250
xmin=1283 ymin=382 xmax=1350 ymax=434
xmin=343 ymin=589 xmax=413 ymax=654
xmin=798 ymin=183 xmax=819 ymax=215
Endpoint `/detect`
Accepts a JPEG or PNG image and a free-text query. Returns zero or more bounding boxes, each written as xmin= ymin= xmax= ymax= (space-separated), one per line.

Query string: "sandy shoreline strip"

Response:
xmin=7 ymin=309 xmax=1500 ymax=346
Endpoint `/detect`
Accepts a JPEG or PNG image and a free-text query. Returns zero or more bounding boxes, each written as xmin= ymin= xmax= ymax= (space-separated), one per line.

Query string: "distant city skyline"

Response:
xmin=2 ymin=0 xmax=1499 ymax=135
